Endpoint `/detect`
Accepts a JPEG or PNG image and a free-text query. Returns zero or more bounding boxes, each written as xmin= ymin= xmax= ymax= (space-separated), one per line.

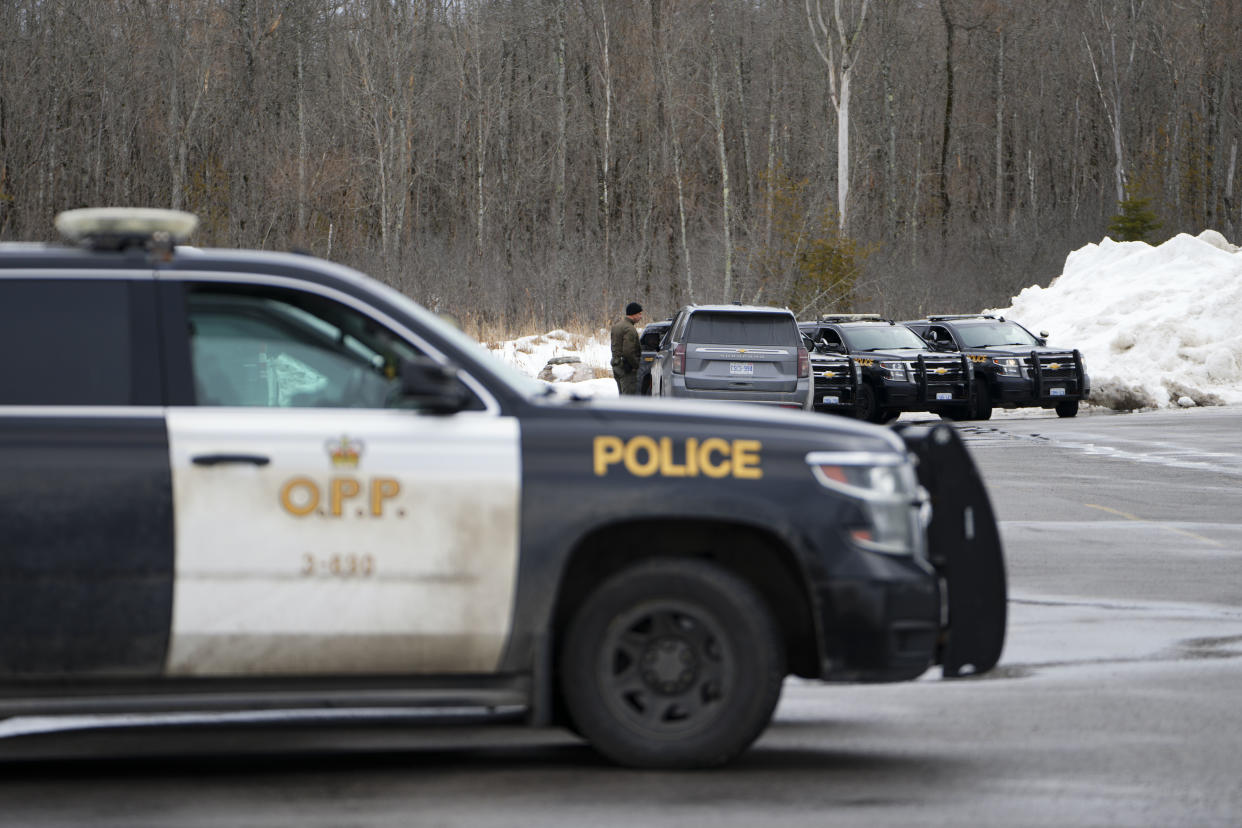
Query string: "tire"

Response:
xmin=1055 ymin=399 xmax=1079 ymax=418
xmin=972 ymin=382 xmax=993 ymax=421
xmin=559 ymin=559 xmax=785 ymax=769
xmin=857 ymin=383 xmax=884 ymax=423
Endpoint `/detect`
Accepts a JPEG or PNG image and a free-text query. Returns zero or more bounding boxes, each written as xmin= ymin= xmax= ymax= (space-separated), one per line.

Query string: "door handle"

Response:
xmin=191 ymin=453 xmax=271 ymax=467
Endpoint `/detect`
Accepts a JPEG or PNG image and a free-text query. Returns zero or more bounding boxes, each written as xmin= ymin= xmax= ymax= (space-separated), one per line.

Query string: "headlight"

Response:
xmin=992 ymin=357 xmax=1022 ymax=376
xmin=879 ymin=361 xmax=909 ymax=381
xmin=805 ymin=451 xmax=926 ymax=557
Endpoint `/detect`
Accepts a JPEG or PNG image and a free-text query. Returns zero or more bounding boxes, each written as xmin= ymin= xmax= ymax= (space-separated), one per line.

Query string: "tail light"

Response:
xmin=673 ymin=343 xmax=686 ymax=374
xmin=797 ymin=347 xmax=810 ymax=378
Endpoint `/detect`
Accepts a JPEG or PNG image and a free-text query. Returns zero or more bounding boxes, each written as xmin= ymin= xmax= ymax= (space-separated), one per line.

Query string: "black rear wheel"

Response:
xmin=560 ymin=559 xmax=785 ymax=768
xmin=1055 ymin=399 xmax=1079 ymax=418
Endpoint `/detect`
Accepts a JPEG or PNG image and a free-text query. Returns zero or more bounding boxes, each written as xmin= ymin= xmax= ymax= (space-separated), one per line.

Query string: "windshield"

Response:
xmin=356 ymin=274 xmax=548 ymax=397
xmin=840 ymin=324 xmax=927 ymax=351
xmin=955 ymin=321 xmax=1040 ymax=348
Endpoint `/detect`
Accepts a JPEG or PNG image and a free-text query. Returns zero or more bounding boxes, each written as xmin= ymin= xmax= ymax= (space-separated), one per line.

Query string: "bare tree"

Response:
xmin=1083 ymin=0 xmax=1149 ymax=202
xmin=805 ymin=0 xmax=870 ymax=232
xmin=709 ymin=0 xmax=734 ymax=301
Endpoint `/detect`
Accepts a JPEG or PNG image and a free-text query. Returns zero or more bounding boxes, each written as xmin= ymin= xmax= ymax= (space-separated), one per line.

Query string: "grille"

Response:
xmin=1027 ymin=353 xmax=1079 ymax=380
xmin=915 ymin=357 xmax=967 ymax=382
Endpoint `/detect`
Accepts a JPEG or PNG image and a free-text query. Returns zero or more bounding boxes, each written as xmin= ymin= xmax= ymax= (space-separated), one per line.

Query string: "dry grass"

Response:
xmin=459 ymin=311 xmax=607 ymax=346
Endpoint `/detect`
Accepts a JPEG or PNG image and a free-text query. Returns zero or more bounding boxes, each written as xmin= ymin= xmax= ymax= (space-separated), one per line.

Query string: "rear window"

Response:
xmin=685 ymin=312 xmax=798 ymax=346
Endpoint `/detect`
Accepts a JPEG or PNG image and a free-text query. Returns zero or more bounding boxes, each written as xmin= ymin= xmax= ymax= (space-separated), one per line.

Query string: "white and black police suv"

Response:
xmin=0 ymin=209 xmax=1006 ymax=768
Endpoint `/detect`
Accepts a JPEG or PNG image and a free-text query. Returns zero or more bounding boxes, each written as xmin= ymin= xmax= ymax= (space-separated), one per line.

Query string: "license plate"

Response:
xmin=1050 ymin=387 xmax=1066 ymax=396
xmin=729 ymin=362 xmax=755 ymax=376
xmin=822 ymin=395 xmax=839 ymax=405
xmin=936 ymin=392 xmax=952 ymax=401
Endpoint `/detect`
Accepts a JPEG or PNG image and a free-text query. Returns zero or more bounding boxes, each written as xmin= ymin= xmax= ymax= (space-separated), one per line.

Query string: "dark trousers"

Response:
xmin=613 ymin=369 xmax=637 ymax=395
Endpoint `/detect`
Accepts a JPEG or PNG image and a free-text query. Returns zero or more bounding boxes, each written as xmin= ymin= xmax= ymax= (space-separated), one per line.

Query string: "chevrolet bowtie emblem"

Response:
xmin=1049 ymin=362 xmax=1060 ymax=370
xmin=934 ymin=368 xmax=947 ymax=375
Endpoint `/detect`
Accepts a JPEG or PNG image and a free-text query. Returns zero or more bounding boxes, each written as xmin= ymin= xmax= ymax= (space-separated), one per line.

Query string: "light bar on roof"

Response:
xmin=54 ymin=207 xmax=199 ymax=246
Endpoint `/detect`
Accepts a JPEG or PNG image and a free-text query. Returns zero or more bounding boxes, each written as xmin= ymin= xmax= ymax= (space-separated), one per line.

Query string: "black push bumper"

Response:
xmin=894 ymin=422 xmax=1007 ymax=677
xmin=811 ymin=420 xmax=1005 ymax=682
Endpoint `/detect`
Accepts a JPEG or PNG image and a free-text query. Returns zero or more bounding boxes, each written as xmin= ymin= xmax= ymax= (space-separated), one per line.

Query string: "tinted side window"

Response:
xmin=0 ymin=279 xmax=136 ymax=405
xmin=639 ymin=326 xmax=667 ymax=351
xmin=685 ymin=312 xmax=799 ymax=346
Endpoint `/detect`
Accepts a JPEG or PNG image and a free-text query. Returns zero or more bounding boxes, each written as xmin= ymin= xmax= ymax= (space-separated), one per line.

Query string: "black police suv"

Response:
xmin=0 ymin=209 xmax=1005 ymax=768
xmin=800 ymin=329 xmax=861 ymax=418
xmin=637 ymin=318 xmax=672 ymax=396
xmin=903 ymin=315 xmax=1090 ymax=419
xmin=799 ymin=316 xmax=975 ymax=423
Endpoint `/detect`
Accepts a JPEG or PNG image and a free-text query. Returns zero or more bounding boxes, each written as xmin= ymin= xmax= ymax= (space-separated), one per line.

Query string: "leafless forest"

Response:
xmin=1 ymin=1 xmax=1238 ymax=332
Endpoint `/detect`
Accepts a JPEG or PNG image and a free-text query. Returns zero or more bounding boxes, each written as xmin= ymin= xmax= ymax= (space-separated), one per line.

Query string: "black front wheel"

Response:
xmin=857 ymin=383 xmax=885 ymax=423
xmin=1055 ymin=399 xmax=1079 ymax=418
xmin=972 ymin=382 xmax=994 ymax=420
xmin=560 ymin=559 xmax=785 ymax=769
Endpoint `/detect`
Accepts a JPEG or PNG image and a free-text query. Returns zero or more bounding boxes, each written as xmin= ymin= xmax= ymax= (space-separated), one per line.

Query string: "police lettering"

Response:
xmin=593 ymin=435 xmax=762 ymax=480
xmin=280 ymin=476 xmax=401 ymax=517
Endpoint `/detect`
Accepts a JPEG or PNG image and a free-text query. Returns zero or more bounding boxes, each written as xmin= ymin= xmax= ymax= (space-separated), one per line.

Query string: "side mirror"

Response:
xmin=399 ymin=356 xmax=471 ymax=414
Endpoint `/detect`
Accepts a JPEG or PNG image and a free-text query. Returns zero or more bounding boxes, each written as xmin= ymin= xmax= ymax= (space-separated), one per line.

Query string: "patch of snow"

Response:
xmin=489 ymin=326 xmax=619 ymax=398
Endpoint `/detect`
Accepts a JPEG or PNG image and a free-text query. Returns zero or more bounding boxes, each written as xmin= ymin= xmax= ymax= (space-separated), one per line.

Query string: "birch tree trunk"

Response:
xmin=709 ymin=1 xmax=734 ymax=301
xmin=805 ymin=0 xmax=871 ymax=233
xmin=1083 ymin=0 xmax=1148 ymax=203
xmin=656 ymin=3 xmax=694 ymax=303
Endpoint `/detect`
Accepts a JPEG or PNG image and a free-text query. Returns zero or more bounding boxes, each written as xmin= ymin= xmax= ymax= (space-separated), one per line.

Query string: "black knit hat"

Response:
xmin=626 ymin=302 xmax=643 ymax=316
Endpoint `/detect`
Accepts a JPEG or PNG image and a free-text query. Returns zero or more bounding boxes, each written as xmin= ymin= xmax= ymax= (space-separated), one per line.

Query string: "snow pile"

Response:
xmin=488 ymin=328 xmax=620 ymax=397
xmin=990 ymin=230 xmax=1242 ymax=410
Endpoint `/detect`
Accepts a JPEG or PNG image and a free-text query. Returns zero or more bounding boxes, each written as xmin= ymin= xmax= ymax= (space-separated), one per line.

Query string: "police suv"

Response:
xmin=903 ymin=315 xmax=1090 ymax=419
xmin=800 ymin=316 xmax=975 ymax=423
xmin=800 ymin=329 xmax=861 ymax=418
xmin=637 ymin=318 xmax=672 ymax=396
xmin=0 ymin=210 xmax=1006 ymax=768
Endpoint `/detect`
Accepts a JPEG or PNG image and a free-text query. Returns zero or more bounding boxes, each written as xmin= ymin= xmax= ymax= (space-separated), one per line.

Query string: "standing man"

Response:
xmin=610 ymin=301 xmax=643 ymax=395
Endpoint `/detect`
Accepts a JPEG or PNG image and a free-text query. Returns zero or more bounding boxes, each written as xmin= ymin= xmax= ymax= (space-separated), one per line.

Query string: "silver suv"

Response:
xmin=651 ymin=304 xmax=812 ymax=410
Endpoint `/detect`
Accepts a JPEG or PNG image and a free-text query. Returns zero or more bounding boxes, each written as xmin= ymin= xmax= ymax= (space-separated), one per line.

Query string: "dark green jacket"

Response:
xmin=610 ymin=317 xmax=640 ymax=374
